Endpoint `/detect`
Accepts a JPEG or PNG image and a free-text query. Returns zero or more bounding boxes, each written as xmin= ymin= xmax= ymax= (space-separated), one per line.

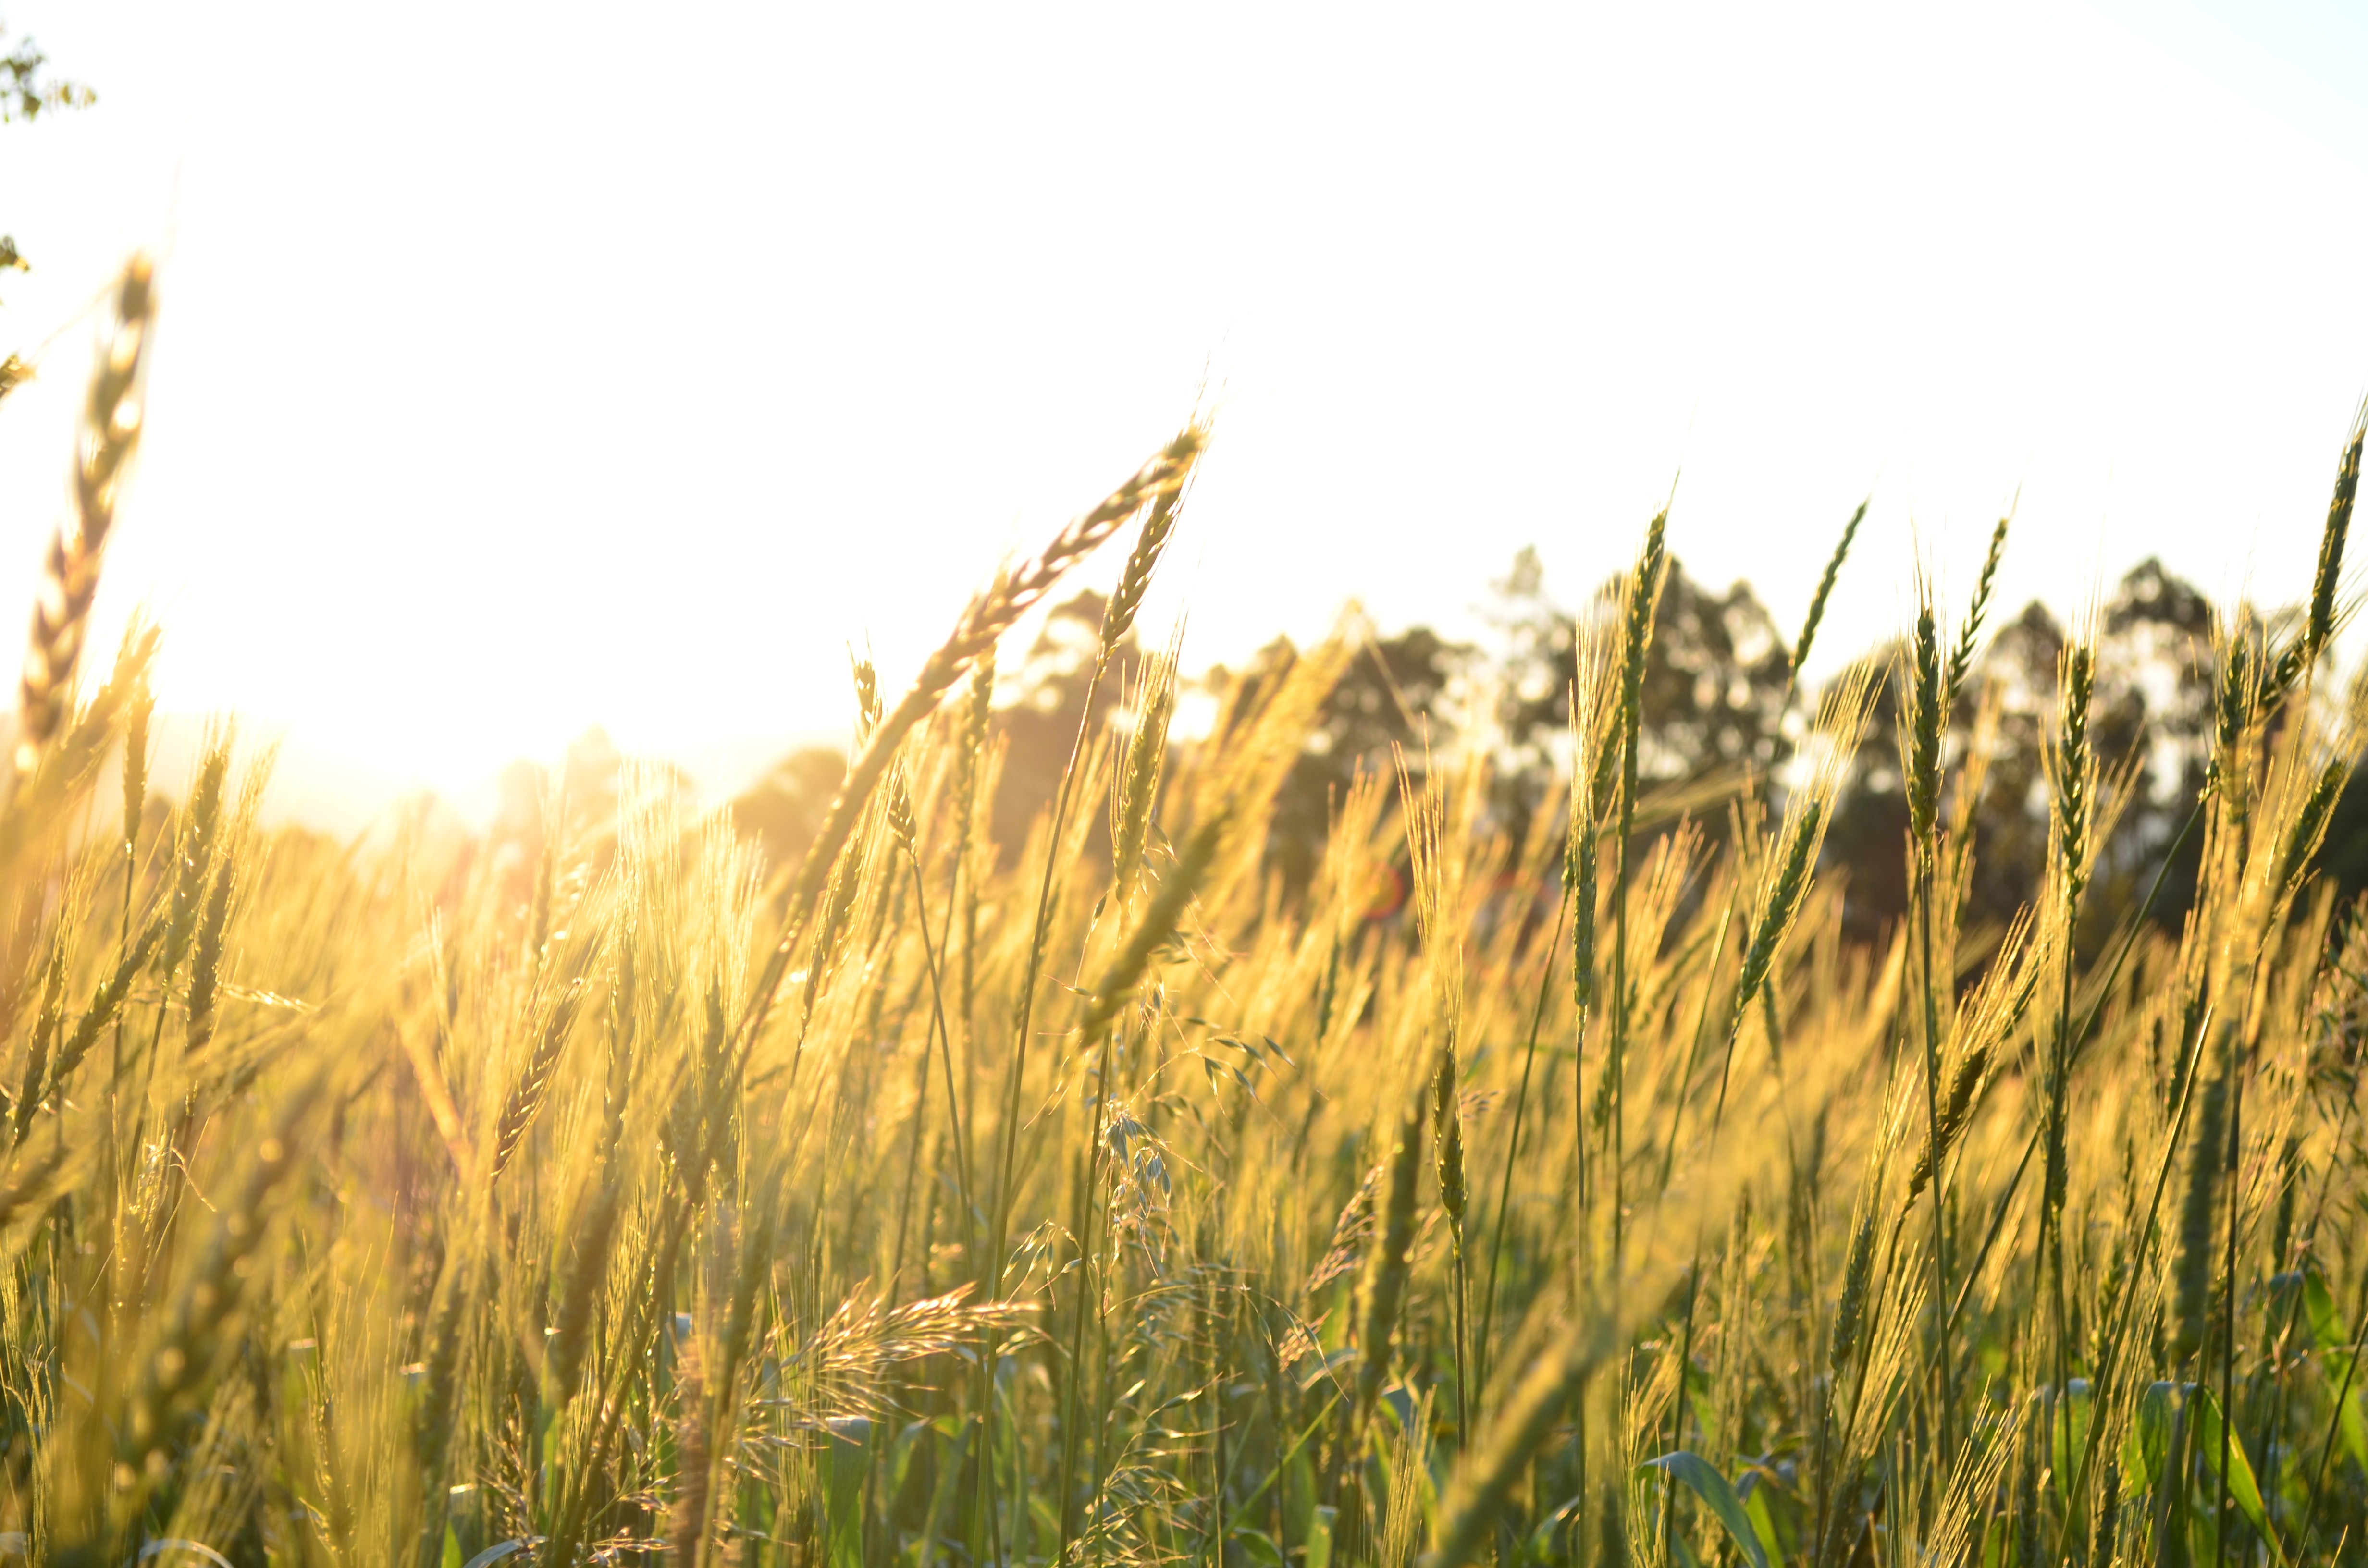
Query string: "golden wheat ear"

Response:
xmin=16 ymin=254 xmax=153 ymax=782
xmin=742 ymin=421 xmax=1206 ymax=1040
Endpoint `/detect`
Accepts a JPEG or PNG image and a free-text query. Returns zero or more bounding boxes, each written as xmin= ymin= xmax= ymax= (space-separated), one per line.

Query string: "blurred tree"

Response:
xmin=0 ymin=15 xmax=92 ymax=379
xmin=1824 ymin=557 xmax=2217 ymax=952
xmin=0 ymin=18 xmax=90 ymax=122
xmin=1485 ymin=548 xmax=1792 ymax=857
xmin=2316 ymin=751 xmax=2368 ymax=908
xmin=732 ymin=746 xmax=849 ymax=873
xmin=1819 ymin=642 xmax=1912 ymax=947
xmin=988 ymin=588 xmax=1134 ymax=864
xmin=728 ymin=590 xmax=1148 ymax=879
xmin=1262 ymin=625 xmax=1469 ymax=896
xmin=2086 ymin=556 xmax=2215 ymax=940
xmin=727 ymin=546 xmax=2328 ymax=956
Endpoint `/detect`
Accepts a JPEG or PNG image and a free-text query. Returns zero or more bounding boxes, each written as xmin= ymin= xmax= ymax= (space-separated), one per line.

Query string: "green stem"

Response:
xmin=1476 ymin=897 xmax=1565 ymax=1421
xmin=980 ymin=647 xmax=1113 ymax=1553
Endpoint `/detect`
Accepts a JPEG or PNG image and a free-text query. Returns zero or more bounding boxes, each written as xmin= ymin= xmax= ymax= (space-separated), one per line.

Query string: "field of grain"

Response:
xmin=1 ymin=256 xmax=2366 ymax=1568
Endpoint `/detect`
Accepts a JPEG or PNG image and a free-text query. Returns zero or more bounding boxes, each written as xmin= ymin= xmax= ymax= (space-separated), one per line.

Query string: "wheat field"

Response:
xmin=0 ymin=257 xmax=2366 ymax=1568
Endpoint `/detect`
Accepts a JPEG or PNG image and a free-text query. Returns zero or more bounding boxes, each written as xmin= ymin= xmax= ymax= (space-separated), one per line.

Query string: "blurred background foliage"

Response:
xmin=735 ymin=547 xmax=2348 ymax=961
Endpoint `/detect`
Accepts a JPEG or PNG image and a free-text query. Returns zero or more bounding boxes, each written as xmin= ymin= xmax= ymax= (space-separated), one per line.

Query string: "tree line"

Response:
xmin=737 ymin=541 xmax=2363 ymax=957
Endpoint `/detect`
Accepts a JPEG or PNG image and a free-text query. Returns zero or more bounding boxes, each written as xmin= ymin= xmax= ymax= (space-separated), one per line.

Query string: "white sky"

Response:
xmin=0 ymin=0 xmax=2365 ymax=824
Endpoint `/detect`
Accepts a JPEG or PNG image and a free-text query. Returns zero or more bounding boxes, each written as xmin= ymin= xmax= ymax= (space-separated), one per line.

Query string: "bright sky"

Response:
xmin=1 ymin=0 xmax=2365 ymax=825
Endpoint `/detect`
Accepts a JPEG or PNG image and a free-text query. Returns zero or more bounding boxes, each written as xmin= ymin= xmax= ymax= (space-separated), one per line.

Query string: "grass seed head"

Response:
xmin=1110 ymin=631 xmax=1180 ymax=901
xmin=1791 ymin=498 xmax=1865 ymax=682
xmin=180 ymin=854 xmax=237 ymax=1058
xmin=161 ymin=736 xmax=232 ymax=978
xmin=756 ymin=423 xmax=1205 ymax=993
xmin=1433 ymin=1043 xmax=1467 ymax=1233
xmin=17 ymin=255 xmax=152 ymax=779
xmin=1099 ymin=473 xmax=1188 ymax=657
xmin=121 ymin=675 xmax=151 ymax=852
xmin=490 ymin=942 xmax=600 ymax=1181
xmin=9 ymin=940 xmax=67 ymax=1146
xmin=1603 ymin=512 xmax=1669 ymax=817
xmin=1948 ymin=513 xmax=2010 ymax=703
xmin=549 ymin=1173 xmax=622 ymax=1399
xmin=49 ymin=913 xmax=164 ymax=1088
xmin=2276 ymin=397 xmax=2364 ymax=690
xmin=1906 ymin=591 xmax=1945 ymax=849
xmin=2274 ymin=757 xmax=2347 ymax=897
xmin=2170 ymin=1026 xmax=2232 ymax=1366
xmin=1829 ymin=1194 xmax=1878 ymax=1379
xmin=1355 ymin=1102 xmax=1427 ymax=1429
xmin=2051 ymin=638 xmax=2095 ymax=909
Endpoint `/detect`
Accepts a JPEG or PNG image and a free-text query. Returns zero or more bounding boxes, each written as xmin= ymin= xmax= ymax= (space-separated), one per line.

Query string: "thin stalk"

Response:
xmin=2055 ymin=1004 xmax=2214 ymax=1565
xmin=2041 ymin=929 xmax=2078 ymax=1532
xmin=1658 ymin=901 xmax=1740 ymax=1562
xmin=978 ymin=646 xmax=1112 ymax=1544
xmin=104 ymin=791 xmax=136 ymax=1336
xmin=1915 ymin=857 xmax=1953 ymax=1462
xmin=1608 ymin=833 xmax=1632 ymax=1283
xmin=1209 ymin=1271 xmax=1228 ymax=1566
xmin=1607 ymin=513 xmax=1665 ymax=1283
xmin=1057 ymin=1007 xmax=1126 ymax=1555
xmin=1658 ymin=897 xmax=1737 ymax=1195
xmin=1659 ymin=913 xmax=1768 ymax=1558
xmin=2297 ymin=1244 xmax=2368 ymax=1558
xmin=2213 ymin=1049 xmax=2246 ymax=1568
xmin=1476 ymin=896 xmax=1565 ymax=1415
xmin=907 ymin=848 xmax=977 ymax=1259
xmin=889 ymin=1001 xmax=936 ymax=1307
xmin=1901 ymin=809 xmax=2195 ymax=1428
xmin=1237 ymin=1389 xmax=1344 ymax=1519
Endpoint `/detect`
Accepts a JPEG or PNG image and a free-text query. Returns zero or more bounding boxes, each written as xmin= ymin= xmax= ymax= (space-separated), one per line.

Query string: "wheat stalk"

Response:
xmin=489 ymin=935 xmax=602 ymax=1181
xmin=1790 ymin=499 xmax=1866 ymax=682
xmin=1947 ymin=512 xmax=2010 ymax=704
xmin=745 ymin=423 xmax=1206 ymax=1044
xmin=16 ymin=257 xmax=152 ymax=781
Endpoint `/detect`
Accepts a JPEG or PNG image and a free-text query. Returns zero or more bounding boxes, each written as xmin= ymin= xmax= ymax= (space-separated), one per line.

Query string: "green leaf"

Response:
xmin=1232 ymin=1526 xmax=1286 ymax=1567
xmin=2048 ymin=1380 xmax=2093 ymax=1486
xmin=823 ymin=1416 xmax=872 ymax=1568
xmin=2299 ymin=1272 xmax=2368 ymax=1474
xmin=1640 ymin=1452 xmax=1772 ymax=1568
xmin=2306 ymin=1269 xmax=2348 ymax=1350
xmin=2126 ymin=1381 xmax=2180 ymax=1488
xmin=1307 ymin=1504 xmax=1337 ymax=1568
xmin=2192 ymin=1388 xmax=2287 ymax=1567
xmin=1529 ymin=1495 xmax=1585 ymax=1563
xmin=1742 ymin=1479 xmax=1784 ymax=1568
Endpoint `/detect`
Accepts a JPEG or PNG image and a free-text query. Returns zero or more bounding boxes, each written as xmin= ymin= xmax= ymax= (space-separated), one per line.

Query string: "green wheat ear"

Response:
xmin=2170 ymin=1027 xmax=2232 ymax=1367
xmin=1906 ymin=591 xmax=1944 ymax=852
xmin=2051 ymin=639 xmax=2095 ymax=909
xmin=1791 ymin=498 xmax=1865 ymax=681
xmin=1109 ymin=631 xmax=1180 ymax=902
xmin=1948 ymin=513 xmax=2010 ymax=703
xmin=1354 ymin=1101 xmax=1426 ymax=1433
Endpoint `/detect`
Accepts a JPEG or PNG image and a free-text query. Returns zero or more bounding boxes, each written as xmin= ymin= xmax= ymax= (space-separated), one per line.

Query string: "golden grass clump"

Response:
xmin=6 ymin=257 xmax=2368 ymax=1568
